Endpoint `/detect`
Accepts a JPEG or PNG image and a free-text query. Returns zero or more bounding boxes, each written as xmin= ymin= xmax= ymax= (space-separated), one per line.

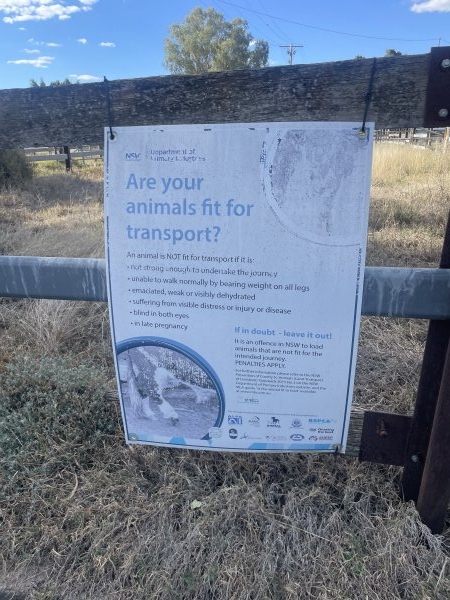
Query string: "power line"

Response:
xmin=248 ymin=0 xmax=291 ymax=43
xmin=236 ymin=0 xmax=281 ymax=42
xmin=255 ymin=0 xmax=292 ymax=42
xmin=215 ymin=0 xmax=438 ymax=42
xmin=202 ymin=0 xmax=280 ymax=44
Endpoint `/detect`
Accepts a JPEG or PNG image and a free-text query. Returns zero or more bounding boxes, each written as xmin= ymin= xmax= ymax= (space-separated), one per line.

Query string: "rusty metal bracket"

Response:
xmin=359 ymin=411 xmax=413 ymax=466
xmin=424 ymin=46 xmax=450 ymax=127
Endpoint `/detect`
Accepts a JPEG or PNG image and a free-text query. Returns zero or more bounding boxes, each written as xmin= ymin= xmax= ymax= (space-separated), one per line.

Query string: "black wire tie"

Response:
xmin=359 ymin=57 xmax=377 ymax=138
xmin=104 ymin=76 xmax=115 ymax=141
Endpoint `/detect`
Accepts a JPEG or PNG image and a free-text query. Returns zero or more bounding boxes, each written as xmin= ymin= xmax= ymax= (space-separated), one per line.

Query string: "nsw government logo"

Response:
xmin=125 ymin=152 xmax=141 ymax=161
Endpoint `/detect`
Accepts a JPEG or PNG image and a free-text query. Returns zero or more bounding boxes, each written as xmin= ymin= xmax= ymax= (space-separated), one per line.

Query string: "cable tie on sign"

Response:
xmin=104 ymin=76 xmax=115 ymax=141
xmin=332 ymin=444 xmax=341 ymax=471
xmin=359 ymin=57 xmax=377 ymax=138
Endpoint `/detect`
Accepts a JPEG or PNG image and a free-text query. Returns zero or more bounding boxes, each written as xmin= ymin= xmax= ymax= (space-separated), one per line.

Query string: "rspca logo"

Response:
xmin=125 ymin=152 xmax=141 ymax=161
xmin=291 ymin=418 xmax=302 ymax=428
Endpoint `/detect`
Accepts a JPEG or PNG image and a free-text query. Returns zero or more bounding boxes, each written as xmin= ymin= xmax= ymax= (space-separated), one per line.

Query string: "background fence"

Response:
xmin=22 ymin=128 xmax=450 ymax=169
xmin=24 ymin=145 xmax=103 ymax=170
xmin=375 ymin=127 xmax=450 ymax=148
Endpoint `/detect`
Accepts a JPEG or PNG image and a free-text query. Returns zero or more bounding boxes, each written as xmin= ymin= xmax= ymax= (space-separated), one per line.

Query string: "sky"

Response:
xmin=0 ymin=0 xmax=449 ymax=90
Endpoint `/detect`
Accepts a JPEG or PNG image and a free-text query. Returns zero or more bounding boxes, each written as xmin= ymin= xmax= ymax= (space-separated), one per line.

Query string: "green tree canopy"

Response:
xmin=164 ymin=7 xmax=269 ymax=74
xmin=29 ymin=77 xmax=73 ymax=87
xmin=385 ymin=49 xmax=403 ymax=57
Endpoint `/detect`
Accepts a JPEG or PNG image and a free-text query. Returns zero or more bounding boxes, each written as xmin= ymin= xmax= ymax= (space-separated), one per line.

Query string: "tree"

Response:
xmin=164 ymin=7 xmax=269 ymax=74
xmin=29 ymin=77 xmax=73 ymax=87
xmin=385 ymin=49 xmax=403 ymax=57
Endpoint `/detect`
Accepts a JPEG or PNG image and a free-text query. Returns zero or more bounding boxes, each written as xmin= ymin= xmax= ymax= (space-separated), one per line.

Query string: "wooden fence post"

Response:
xmin=416 ymin=341 xmax=450 ymax=533
xmin=63 ymin=145 xmax=71 ymax=171
xmin=401 ymin=213 xmax=450 ymax=503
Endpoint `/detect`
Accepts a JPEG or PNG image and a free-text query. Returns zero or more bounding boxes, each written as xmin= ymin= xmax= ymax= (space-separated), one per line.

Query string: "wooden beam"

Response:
xmin=0 ymin=52 xmax=437 ymax=148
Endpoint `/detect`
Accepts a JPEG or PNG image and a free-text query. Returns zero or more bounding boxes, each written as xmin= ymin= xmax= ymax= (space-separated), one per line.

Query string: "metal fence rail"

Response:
xmin=1 ymin=256 xmax=449 ymax=320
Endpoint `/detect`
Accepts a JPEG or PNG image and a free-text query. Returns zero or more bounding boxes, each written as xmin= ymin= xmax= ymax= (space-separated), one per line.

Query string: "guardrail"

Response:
xmin=1 ymin=257 xmax=449 ymax=319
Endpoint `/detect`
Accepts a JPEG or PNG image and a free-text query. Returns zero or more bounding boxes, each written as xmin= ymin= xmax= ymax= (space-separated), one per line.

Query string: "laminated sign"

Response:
xmin=104 ymin=122 xmax=373 ymax=452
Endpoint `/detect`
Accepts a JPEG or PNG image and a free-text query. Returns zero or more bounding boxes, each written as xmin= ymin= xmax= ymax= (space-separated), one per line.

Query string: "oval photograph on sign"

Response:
xmin=116 ymin=337 xmax=225 ymax=443
xmin=262 ymin=127 xmax=368 ymax=246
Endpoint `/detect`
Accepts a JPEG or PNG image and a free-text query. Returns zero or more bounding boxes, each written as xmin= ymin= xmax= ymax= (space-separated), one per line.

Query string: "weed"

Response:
xmin=0 ymin=150 xmax=33 ymax=190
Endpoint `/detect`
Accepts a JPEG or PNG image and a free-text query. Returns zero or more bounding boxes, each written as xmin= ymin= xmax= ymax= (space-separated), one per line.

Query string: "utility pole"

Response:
xmin=279 ymin=43 xmax=303 ymax=65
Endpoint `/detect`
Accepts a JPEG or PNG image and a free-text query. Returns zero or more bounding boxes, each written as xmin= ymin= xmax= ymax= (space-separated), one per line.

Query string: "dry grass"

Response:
xmin=368 ymin=144 xmax=450 ymax=268
xmin=1 ymin=146 xmax=450 ymax=599
xmin=0 ymin=160 xmax=104 ymax=257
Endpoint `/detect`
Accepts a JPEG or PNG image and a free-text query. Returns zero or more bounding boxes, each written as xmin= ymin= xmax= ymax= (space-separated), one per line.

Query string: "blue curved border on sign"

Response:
xmin=116 ymin=336 xmax=225 ymax=437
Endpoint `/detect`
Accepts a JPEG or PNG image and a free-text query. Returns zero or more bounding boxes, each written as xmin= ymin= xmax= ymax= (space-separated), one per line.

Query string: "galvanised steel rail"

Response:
xmin=0 ymin=256 xmax=449 ymax=320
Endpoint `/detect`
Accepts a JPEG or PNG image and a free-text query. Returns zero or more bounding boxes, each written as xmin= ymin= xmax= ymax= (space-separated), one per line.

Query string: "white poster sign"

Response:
xmin=105 ymin=122 xmax=373 ymax=452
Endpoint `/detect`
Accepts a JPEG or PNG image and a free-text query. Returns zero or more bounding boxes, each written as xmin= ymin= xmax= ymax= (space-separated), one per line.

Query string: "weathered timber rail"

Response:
xmin=25 ymin=149 xmax=103 ymax=162
xmin=0 ymin=53 xmax=436 ymax=149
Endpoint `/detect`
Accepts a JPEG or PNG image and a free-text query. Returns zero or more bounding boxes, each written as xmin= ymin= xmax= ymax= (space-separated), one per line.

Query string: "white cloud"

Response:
xmin=1 ymin=1 xmax=99 ymax=24
xmin=77 ymin=37 xmax=87 ymax=44
xmin=23 ymin=48 xmax=40 ymax=53
xmin=8 ymin=55 xmax=54 ymax=68
xmin=411 ymin=0 xmax=450 ymax=12
xmin=27 ymin=37 xmax=61 ymax=47
xmin=69 ymin=73 xmax=101 ymax=82
xmin=99 ymin=41 xmax=115 ymax=48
